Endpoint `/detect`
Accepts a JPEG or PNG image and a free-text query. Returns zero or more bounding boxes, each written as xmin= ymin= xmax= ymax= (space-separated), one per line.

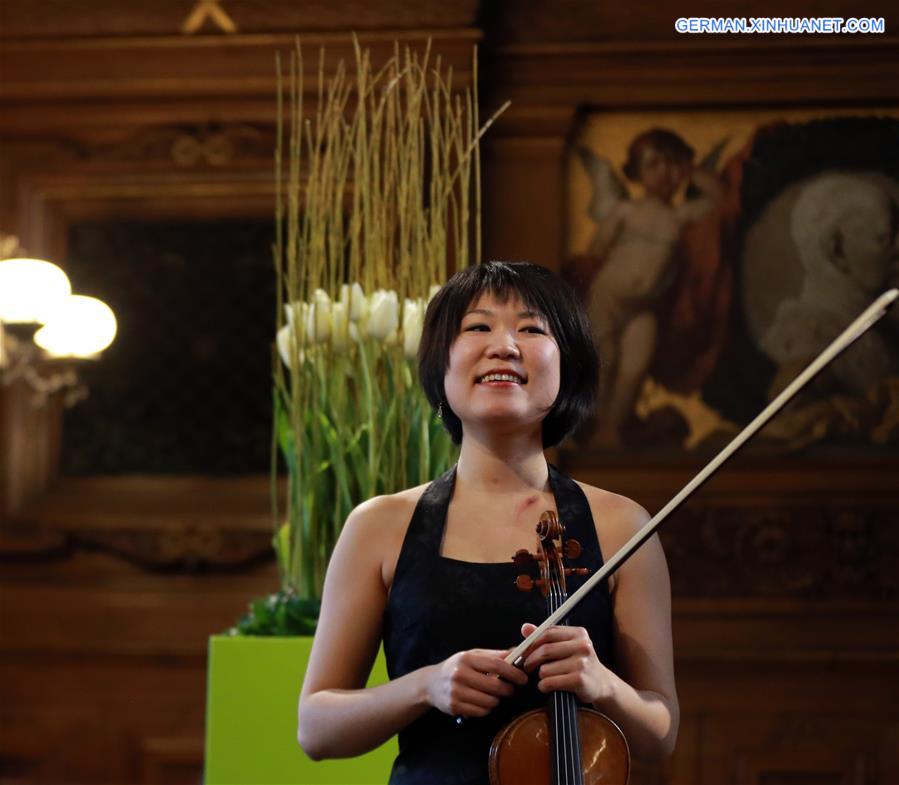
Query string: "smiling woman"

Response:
xmin=297 ymin=261 xmax=678 ymax=784
xmin=418 ymin=262 xmax=599 ymax=449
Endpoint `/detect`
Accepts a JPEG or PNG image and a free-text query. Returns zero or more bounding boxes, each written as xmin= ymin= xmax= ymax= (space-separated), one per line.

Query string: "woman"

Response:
xmin=298 ymin=262 xmax=678 ymax=783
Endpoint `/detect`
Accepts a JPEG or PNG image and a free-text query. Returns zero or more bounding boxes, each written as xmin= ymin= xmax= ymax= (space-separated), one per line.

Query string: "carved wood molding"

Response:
xmin=72 ymin=524 xmax=274 ymax=572
xmin=3 ymin=476 xmax=276 ymax=571
xmin=485 ymin=38 xmax=899 ymax=131
xmin=0 ymin=522 xmax=273 ymax=572
xmin=79 ymin=124 xmax=278 ymax=168
xmin=660 ymin=504 xmax=899 ymax=601
xmin=0 ymin=30 xmax=481 ymax=103
xmin=5 ymin=469 xmax=898 ymax=601
xmin=15 ymin=168 xmax=277 ymax=259
xmin=0 ymin=1 xmax=480 ymax=40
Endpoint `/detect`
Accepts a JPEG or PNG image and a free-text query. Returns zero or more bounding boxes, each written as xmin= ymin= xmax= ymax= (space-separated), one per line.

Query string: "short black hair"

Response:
xmin=417 ymin=261 xmax=599 ymax=448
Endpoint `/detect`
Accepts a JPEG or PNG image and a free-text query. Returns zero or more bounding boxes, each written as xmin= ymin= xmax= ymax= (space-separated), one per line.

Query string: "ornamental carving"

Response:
xmin=74 ymin=524 xmax=272 ymax=571
xmin=83 ymin=124 xmax=275 ymax=167
xmin=659 ymin=505 xmax=899 ymax=600
xmin=0 ymin=525 xmax=272 ymax=571
xmin=3 ymin=501 xmax=896 ymax=595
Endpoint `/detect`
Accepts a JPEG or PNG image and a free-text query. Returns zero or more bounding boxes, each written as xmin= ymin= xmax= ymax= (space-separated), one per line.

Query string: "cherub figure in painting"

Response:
xmin=578 ymin=129 xmax=725 ymax=447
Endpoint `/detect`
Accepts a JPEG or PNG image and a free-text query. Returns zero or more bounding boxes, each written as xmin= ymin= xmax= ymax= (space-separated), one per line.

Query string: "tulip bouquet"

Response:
xmin=232 ymin=40 xmax=507 ymax=635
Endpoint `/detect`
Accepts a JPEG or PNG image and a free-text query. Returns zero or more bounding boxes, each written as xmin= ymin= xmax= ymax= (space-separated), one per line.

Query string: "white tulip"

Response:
xmin=284 ymin=301 xmax=303 ymax=327
xmin=330 ymin=302 xmax=350 ymax=350
xmin=338 ymin=284 xmax=350 ymax=311
xmin=340 ymin=282 xmax=368 ymax=322
xmin=366 ymin=289 xmax=399 ymax=340
xmin=304 ymin=291 xmax=332 ymax=344
xmin=276 ymin=324 xmax=291 ymax=367
xmin=402 ymin=298 xmax=425 ymax=359
xmin=285 ymin=301 xmax=312 ymax=351
xmin=303 ymin=303 xmax=319 ymax=344
xmin=276 ymin=323 xmax=305 ymax=368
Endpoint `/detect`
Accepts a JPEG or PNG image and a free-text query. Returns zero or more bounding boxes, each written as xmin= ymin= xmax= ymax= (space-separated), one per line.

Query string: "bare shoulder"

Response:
xmin=573 ymin=481 xmax=652 ymax=591
xmin=574 ymin=481 xmax=650 ymax=537
xmin=351 ymin=482 xmax=429 ymax=525
xmin=342 ymin=483 xmax=430 ymax=591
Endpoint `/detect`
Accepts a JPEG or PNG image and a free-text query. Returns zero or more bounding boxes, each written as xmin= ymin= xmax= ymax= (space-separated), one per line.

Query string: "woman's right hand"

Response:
xmin=426 ymin=649 xmax=529 ymax=718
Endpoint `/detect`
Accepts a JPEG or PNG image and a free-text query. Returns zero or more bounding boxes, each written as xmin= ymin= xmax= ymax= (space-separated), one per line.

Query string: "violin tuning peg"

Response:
xmin=515 ymin=574 xmax=535 ymax=592
xmin=564 ymin=567 xmax=590 ymax=577
xmin=515 ymin=575 xmax=547 ymax=592
xmin=564 ymin=539 xmax=582 ymax=559
xmin=512 ymin=549 xmax=535 ymax=568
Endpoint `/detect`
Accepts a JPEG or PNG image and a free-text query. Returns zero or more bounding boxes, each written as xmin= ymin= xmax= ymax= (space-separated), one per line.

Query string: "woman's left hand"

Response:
xmin=520 ymin=622 xmax=616 ymax=705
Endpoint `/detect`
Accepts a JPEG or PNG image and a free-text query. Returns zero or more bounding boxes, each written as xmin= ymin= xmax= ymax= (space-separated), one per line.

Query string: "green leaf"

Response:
xmin=273 ymin=521 xmax=291 ymax=577
xmin=228 ymin=592 xmax=321 ymax=636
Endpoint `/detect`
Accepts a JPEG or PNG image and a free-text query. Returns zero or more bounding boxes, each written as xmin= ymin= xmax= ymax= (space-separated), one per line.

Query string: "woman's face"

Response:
xmin=443 ymin=291 xmax=561 ymax=439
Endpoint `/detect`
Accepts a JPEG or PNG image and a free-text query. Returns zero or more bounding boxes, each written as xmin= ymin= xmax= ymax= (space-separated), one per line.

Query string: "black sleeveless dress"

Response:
xmin=382 ymin=463 xmax=615 ymax=785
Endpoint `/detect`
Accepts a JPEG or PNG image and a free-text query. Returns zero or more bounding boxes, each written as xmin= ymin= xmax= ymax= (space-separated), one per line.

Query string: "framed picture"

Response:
xmin=564 ymin=108 xmax=899 ymax=453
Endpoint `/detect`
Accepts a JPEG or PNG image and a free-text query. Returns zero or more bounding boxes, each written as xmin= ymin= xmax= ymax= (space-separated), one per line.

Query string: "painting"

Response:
xmin=564 ymin=109 xmax=899 ymax=453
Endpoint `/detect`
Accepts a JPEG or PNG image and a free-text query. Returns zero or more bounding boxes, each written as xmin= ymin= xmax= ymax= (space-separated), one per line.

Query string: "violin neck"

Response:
xmin=546 ymin=592 xmax=584 ymax=785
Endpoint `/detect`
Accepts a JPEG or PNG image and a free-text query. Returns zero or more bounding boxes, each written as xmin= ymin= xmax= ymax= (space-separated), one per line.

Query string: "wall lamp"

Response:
xmin=0 ymin=239 xmax=117 ymax=407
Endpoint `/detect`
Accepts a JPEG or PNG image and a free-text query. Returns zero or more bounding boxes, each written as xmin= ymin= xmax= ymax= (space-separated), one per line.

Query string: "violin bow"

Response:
xmin=507 ymin=287 xmax=899 ymax=669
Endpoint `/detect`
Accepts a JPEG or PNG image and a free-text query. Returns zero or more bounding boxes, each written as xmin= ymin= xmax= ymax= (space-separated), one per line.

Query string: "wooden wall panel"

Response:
xmin=482 ymin=136 xmax=569 ymax=267
xmin=484 ymin=0 xmax=897 ymax=43
xmin=1 ymin=2 xmax=897 ymax=783
xmin=0 ymin=0 xmax=480 ymax=39
xmin=0 ymin=541 xmax=272 ymax=784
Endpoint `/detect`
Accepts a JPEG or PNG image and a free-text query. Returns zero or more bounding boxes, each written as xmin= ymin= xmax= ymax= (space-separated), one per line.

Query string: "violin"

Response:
xmin=486 ymin=288 xmax=897 ymax=782
xmin=488 ymin=511 xmax=630 ymax=785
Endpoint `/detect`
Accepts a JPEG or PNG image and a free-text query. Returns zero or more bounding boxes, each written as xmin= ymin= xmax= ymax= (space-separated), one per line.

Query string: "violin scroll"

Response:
xmin=536 ymin=510 xmax=563 ymax=540
xmin=512 ymin=510 xmax=590 ymax=595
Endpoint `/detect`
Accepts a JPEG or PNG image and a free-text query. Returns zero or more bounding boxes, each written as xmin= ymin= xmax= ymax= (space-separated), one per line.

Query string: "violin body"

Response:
xmin=488 ymin=706 xmax=629 ymax=784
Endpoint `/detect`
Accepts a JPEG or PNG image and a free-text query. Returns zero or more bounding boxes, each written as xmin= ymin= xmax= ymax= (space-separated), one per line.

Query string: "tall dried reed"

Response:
xmin=272 ymin=39 xmax=508 ymax=603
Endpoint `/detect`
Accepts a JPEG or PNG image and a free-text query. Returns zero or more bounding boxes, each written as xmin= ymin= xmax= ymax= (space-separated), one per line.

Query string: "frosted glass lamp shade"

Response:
xmin=33 ymin=295 xmax=117 ymax=358
xmin=0 ymin=258 xmax=72 ymax=324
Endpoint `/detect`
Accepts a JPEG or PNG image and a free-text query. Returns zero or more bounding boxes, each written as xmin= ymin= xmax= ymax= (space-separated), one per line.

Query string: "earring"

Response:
xmin=437 ymin=401 xmax=443 ymax=420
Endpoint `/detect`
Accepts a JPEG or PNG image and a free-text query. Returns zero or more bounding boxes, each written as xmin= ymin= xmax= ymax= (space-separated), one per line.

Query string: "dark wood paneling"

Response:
xmin=0 ymin=0 xmax=480 ymax=39
xmin=0 ymin=30 xmax=480 ymax=103
xmin=2 ymin=3 xmax=898 ymax=784
xmin=489 ymin=39 xmax=899 ymax=109
xmin=484 ymin=0 xmax=896 ymax=43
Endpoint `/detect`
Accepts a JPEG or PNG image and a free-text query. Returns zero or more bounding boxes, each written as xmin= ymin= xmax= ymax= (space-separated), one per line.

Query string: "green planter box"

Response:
xmin=205 ymin=635 xmax=397 ymax=784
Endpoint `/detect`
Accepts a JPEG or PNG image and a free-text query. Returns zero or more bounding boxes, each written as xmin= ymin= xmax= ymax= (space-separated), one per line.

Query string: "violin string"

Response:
xmin=555 ymin=556 xmax=583 ymax=785
xmin=551 ymin=568 xmax=580 ymax=785
xmin=550 ymin=578 xmax=566 ymax=785
xmin=549 ymin=577 xmax=561 ymax=784
xmin=548 ymin=575 xmax=559 ymax=784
